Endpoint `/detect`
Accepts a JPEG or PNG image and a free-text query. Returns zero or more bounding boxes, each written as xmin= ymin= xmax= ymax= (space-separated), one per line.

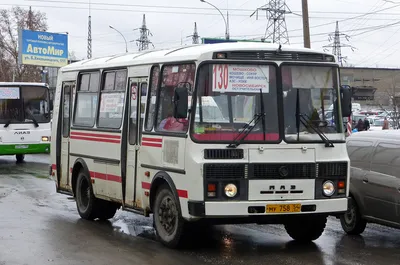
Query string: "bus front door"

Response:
xmin=125 ymin=77 xmax=147 ymax=208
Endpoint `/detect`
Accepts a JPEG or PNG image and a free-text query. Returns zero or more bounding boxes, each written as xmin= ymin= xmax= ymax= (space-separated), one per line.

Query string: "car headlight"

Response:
xmin=322 ymin=181 xmax=335 ymax=196
xmin=224 ymin=184 xmax=237 ymax=198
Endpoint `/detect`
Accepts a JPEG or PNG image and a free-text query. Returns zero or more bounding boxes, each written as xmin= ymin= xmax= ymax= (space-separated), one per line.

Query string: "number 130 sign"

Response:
xmin=212 ymin=64 xmax=229 ymax=90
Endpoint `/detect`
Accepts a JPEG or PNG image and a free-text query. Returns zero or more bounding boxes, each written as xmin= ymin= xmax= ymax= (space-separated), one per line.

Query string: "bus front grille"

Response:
xmin=204 ymin=164 xmax=246 ymax=179
xmin=251 ymin=163 xmax=317 ymax=179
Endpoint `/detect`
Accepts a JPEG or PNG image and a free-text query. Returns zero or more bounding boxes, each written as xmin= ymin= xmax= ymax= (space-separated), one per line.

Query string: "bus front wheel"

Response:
xmin=284 ymin=215 xmax=327 ymax=242
xmin=153 ymin=184 xmax=187 ymax=248
xmin=16 ymin=154 xmax=25 ymax=163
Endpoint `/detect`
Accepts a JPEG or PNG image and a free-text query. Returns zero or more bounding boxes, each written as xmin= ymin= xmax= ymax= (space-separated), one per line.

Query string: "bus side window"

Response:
xmin=98 ymin=70 xmax=127 ymax=129
xmin=129 ymin=81 xmax=138 ymax=145
xmin=73 ymin=72 xmax=99 ymax=127
xmin=144 ymin=66 xmax=160 ymax=131
xmin=62 ymin=84 xmax=71 ymax=137
xmin=155 ymin=64 xmax=195 ymax=133
xmin=139 ymin=82 xmax=147 ymax=141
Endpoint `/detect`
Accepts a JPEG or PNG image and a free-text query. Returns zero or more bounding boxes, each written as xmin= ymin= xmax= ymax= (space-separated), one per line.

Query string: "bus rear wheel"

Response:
xmin=75 ymin=170 xmax=98 ymax=220
xmin=284 ymin=215 xmax=327 ymax=242
xmin=153 ymin=184 xmax=187 ymax=248
xmin=16 ymin=154 xmax=25 ymax=163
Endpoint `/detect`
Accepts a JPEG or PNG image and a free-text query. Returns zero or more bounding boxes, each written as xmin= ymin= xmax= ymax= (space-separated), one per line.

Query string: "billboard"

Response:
xmin=18 ymin=29 xmax=68 ymax=68
xmin=202 ymin=37 xmax=271 ymax=44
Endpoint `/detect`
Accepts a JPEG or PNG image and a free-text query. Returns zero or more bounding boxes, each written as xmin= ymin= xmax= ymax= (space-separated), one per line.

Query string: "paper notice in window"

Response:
xmin=212 ymin=65 xmax=270 ymax=93
xmin=291 ymin=66 xmax=333 ymax=89
xmin=0 ymin=87 xmax=20 ymax=99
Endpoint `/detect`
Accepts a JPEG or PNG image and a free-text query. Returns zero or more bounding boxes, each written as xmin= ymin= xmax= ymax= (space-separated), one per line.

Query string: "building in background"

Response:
xmin=340 ymin=67 xmax=400 ymax=110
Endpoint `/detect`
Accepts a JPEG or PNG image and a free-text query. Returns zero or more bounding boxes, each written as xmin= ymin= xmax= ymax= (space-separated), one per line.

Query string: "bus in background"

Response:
xmin=50 ymin=43 xmax=352 ymax=249
xmin=0 ymin=82 xmax=51 ymax=162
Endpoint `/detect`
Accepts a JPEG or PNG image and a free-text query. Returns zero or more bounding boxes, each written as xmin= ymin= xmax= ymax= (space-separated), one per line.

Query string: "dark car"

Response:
xmin=340 ymin=130 xmax=400 ymax=234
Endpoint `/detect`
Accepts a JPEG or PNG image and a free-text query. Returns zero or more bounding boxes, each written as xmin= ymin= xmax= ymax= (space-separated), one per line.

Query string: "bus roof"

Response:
xmin=61 ymin=42 xmax=337 ymax=72
xmin=0 ymin=82 xmax=48 ymax=87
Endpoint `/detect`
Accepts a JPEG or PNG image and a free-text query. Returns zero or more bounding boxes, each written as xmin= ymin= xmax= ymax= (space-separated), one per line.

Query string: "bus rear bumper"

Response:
xmin=188 ymin=198 xmax=348 ymax=218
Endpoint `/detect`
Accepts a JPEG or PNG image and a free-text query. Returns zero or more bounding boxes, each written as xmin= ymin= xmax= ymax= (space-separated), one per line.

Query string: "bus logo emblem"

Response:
xmin=278 ymin=166 xmax=289 ymax=177
xmin=21 ymin=137 xmax=24 ymax=141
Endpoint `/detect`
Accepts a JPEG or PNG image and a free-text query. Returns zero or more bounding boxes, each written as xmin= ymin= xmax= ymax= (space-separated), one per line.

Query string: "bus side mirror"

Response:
xmin=340 ymin=86 xmax=352 ymax=117
xmin=173 ymin=86 xmax=188 ymax=119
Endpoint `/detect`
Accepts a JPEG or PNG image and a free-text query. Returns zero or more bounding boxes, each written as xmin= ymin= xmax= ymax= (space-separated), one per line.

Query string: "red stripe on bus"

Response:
xmin=142 ymin=182 xmax=151 ymax=189
xmin=141 ymin=182 xmax=188 ymax=198
xmin=91 ymin=172 xmax=122 ymax=183
xmin=71 ymin=131 xmax=121 ymax=139
xmin=70 ymin=135 xmax=120 ymax=144
xmin=142 ymin=137 xmax=162 ymax=143
xmin=107 ymin=174 xmax=122 ymax=183
xmin=142 ymin=142 xmax=162 ymax=148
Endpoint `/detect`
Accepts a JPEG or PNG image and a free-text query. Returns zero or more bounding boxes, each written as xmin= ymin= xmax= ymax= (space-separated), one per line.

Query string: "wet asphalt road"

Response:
xmin=1 ymin=155 xmax=400 ymax=265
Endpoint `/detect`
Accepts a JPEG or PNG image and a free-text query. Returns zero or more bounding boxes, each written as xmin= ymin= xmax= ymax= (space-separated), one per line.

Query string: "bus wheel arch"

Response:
xmin=149 ymin=172 xmax=180 ymax=212
xmin=71 ymin=158 xmax=90 ymax=197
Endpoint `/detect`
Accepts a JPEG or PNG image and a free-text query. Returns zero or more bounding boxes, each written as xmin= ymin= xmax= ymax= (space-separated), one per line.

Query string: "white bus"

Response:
xmin=50 ymin=43 xmax=352 ymax=248
xmin=0 ymin=82 xmax=51 ymax=162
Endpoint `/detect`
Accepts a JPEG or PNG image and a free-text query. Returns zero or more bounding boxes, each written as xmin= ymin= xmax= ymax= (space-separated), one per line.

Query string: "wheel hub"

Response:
xmin=158 ymin=196 xmax=177 ymax=235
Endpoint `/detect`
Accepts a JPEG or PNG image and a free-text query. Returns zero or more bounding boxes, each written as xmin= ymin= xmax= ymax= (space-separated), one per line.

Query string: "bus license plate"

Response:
xmin=15 ymin=145 xmax=29 ymax=149
xmin=266 ymin=204 xmax=301 ymax=213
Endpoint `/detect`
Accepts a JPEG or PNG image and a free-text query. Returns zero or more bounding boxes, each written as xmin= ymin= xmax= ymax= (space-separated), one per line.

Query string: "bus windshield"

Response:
xmin=0 ymin=85 xmax=50 ymax=125
xmin=192 ymin=64 xmax=279 ymax=142
xmin=282 ymin=65 xmax=344 ymax=142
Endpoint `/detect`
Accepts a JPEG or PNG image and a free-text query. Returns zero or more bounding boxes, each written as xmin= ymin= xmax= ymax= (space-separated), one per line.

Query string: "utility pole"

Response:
xmin=323 ymin=21 xmax=356 ymax=67
xmin=133 ymin=14 xmax=154 ymax=51
xmin=251 ymin=0 xmax=291 ymax=44
xmin=87 ymin=0 xmax=92 ymax=59
xmin=302 ymin=0 xmax=311 ymax=48
xmin=187 ymin=22 xmax=200 ymax=44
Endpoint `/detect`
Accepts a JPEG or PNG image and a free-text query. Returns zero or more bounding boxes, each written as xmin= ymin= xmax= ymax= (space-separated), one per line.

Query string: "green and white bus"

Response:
xmin=0 ymin=82 xmax=51 ymax=162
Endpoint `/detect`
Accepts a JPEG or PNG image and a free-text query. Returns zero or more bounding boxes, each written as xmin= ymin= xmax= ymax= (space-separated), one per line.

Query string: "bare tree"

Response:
xmin=0 ymin=6 xmax=47 ymax=82
xmin=374 ymin=74 xmax=400 ymax=129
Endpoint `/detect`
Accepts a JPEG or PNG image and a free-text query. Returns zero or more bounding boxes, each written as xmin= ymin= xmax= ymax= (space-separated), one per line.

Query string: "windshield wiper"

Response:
xmin=227 ymin=89 xmax=266 ymax=148
xmin=298 ymin=113 xmax=334 ymax=148
xmin=25 ymin=112 xmax=39 ymax=128
xmin=4 ymin=119 xmax=12 ymax=128
xmin=294 ymin=89 xmax=333 ymax=147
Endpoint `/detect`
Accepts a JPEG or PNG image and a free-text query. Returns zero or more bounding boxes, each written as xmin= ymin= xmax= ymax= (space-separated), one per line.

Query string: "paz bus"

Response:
xmin=0 ymin=82 xmax=51 ymax=162
xmin=50 ymin=43 xmax=352 ymax=248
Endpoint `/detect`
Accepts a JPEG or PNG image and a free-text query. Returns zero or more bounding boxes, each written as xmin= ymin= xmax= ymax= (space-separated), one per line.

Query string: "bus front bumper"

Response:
xmin=0 ymin=143 xmax=50 ymax=155
xmin=188 ymin=198 xmax=348 ymax=217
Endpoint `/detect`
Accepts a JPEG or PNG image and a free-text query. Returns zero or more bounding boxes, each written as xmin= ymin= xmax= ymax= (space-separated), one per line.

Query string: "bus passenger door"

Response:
xmin=60 ymin=82 xmax=74 ymax=191
xmin=126 ymin=78 xmax=147 ymax=207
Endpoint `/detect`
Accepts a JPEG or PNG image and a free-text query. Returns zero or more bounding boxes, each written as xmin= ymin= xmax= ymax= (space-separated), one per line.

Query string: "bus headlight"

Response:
xmin=42 ymin=136 xmax=50 ymax=142
xmin=322 ymin=181 xmax=335 ymax=197
xmin=224 ymin=183 xmax=237 ymax=198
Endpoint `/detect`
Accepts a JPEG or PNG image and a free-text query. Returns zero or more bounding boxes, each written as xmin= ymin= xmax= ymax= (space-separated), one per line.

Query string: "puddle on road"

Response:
xmin=112 ymin=218 xmax=156 ymax=240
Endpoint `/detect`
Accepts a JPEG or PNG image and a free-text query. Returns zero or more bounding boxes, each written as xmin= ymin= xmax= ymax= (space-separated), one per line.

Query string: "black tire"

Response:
xmin=97 ymin=201 xmax=119 ymax=220
xmin=75 ymin=170 xmax=98 ymax=220
xmin=284 ymin=215 xmax=327 ymax=242
xmin=340 ymin=198 xmax=367 ymax=235
xmin=153 ymin=184 xmax=187 ymax=248
xmin=16 ymin=154 xmax=25 ymax=163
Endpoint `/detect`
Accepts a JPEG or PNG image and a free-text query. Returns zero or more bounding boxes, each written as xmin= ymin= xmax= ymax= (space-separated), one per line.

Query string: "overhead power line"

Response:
xmin=24 ymin=0 xmax=400 ymax=15
xmin=6 ymin=1 xmax=400 ymax=19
